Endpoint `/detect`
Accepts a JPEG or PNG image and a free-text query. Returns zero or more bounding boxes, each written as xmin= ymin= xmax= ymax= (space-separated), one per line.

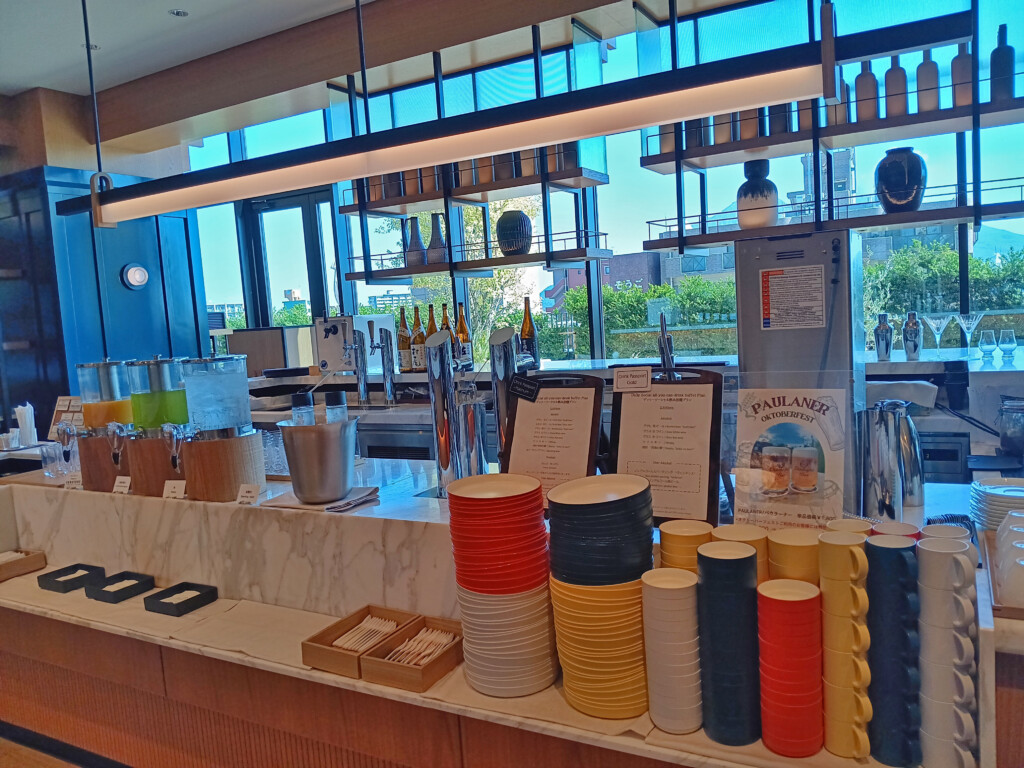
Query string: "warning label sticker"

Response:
xmin=760 ymin=265 xmax=826 ymax=330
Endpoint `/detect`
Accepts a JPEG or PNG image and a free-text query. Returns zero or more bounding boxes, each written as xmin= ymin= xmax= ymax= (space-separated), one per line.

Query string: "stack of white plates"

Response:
xmin=642 ymin=568 xmax=702 ymax=734
xmin=970 ymin=479 xmax=1024 ymax=530
xmin=458 ymin=583 xmax=559 ymax=697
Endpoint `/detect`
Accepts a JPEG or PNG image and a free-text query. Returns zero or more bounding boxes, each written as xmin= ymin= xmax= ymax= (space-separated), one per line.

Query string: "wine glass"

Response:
xmin=923 ymin=313 xmax=953 ymax=358
xmin=999 ymin=330 xmax=1018 ymax=357
xmin=978 ymin=330 xmax=998 ymax=358
xmin=955 ymin=313 xmax=986 ymax=358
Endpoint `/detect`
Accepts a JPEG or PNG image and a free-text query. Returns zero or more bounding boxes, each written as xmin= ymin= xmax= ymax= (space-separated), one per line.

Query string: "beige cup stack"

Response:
xmin=818 ymin=530 xmax=872 ymax=759
xmin=712 ymin=524 xmax=769 ymax=583
xmin=917 ymin=537 xmax=979 ymax=768
xmin=768 ymin=528 xmax=820 ymax=584
xmin=658 ymin=521 xmax=713 ymax=574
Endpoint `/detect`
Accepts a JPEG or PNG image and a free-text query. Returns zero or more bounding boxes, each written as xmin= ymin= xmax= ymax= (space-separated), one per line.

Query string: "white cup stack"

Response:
xmin=917 ymin=538 xmax=979 ymax=768
xmin=642 ymin=568 xmax=702 ymax=734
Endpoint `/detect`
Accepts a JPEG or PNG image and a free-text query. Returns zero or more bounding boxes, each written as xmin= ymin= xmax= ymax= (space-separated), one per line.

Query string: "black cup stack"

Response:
xmin=548 ymin=475 xmax=654 ymax=585
xmin=697 ymin=540 xmax=761 ymax=746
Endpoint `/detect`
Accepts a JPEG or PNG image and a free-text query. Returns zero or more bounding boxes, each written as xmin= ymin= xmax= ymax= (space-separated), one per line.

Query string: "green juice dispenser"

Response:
xmin=126 ymin=357 xmax=189 ymax=496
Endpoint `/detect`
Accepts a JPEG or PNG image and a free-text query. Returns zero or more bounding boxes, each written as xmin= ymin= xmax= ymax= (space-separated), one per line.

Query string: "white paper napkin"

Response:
xmin=261 ymin=487 xmax=379 ymax=514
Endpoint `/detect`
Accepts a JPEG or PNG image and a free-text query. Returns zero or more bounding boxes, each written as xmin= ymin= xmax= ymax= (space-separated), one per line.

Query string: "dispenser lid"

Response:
xmin=291 ymin=392 xmax=314 ymax=409
xmin=324 ymin=391 xmax=345 ymax=407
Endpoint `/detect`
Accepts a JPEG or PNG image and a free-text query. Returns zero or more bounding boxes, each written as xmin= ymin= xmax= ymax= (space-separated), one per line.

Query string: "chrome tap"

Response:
xmin=347 ymin=329 xmax=371 ymax=406
xmin=367 ymin=320 xmax=396 ymax=406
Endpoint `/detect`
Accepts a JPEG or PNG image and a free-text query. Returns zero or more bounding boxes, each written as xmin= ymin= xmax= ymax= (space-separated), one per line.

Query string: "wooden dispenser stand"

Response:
xmin=127 ymin=437 xmax=183 ymax=497
xmin=79 ymin=434 xmax=130 ymax=492
xmin=183 ymin=431 xmax=265 ymax=502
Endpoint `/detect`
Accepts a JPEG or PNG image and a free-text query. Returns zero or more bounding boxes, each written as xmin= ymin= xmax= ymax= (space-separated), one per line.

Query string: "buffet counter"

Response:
xmin=0 ymin=463 xmax=1016 ymax=768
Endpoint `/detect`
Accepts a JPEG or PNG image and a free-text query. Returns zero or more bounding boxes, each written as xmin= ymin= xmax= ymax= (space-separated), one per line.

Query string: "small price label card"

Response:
xmin=163 ymin=480 xmax=186 ymax=499
xmin=55 ymin=396 xmax=71 ymax=410
xmin=235 ymin=484 xmax=261 ymax=505
xmin=509 ymin=374 xmax=541 ymax=403
xmin=112 ymin=476 xmax=132 ymax=494
xmin=64 ymin=471 xmax=83 ymax=491
xmin=71 ymin=413 xmax=85 ymax=426
xmin=68 ymin=398 xmax=82 ymax=412
xmin=613 ymin=367 xmax=652 ymax=393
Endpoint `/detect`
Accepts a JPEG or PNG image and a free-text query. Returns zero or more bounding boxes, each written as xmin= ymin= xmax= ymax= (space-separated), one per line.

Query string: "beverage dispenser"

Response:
xmin=180 ymin=355 xmax=264 ymax=501
xmin=75 ymin=360 xmax=134 ymax=491
xmin=126 ymin=357 xmax=188 ymax=496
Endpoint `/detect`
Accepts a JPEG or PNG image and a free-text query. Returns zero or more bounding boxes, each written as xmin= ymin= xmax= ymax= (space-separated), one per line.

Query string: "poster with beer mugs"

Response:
xmin=734 ymin=388 xmax=846 ymax=529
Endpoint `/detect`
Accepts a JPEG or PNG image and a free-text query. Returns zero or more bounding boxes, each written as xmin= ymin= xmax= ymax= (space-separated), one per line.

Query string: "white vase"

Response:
xmin=952 ymin=43 xmax=973 ymax=107
xmin=885 ymin=56 xmax=908 ymax=118
xmin=736 ymin=160 xmax=779 ymax=230
xmin=855 ymin=61 xmax=879 ymax=122
xmin=916 ymin=51 xmax=940 ymax=112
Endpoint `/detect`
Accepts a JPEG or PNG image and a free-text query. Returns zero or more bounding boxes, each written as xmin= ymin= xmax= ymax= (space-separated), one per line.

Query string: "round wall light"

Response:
xmin=121 ymin=263 xmax=149 ymax=290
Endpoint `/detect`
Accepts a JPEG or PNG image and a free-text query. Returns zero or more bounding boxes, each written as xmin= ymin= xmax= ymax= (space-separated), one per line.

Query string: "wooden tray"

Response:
xmin=301 ymin=605 xmax=419 ymax=679
xmin=0 ymin=550 xmax=46 ymax=583
xmin=980 ymin=530 xmax=1024 ymax=620
xmin=360 ymin=616 xmax=463 ymax=693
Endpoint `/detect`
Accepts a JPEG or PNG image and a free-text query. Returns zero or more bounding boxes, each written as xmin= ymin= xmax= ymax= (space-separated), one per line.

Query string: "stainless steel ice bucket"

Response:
xmin=279 ymin=418 xmax=359 ymax=504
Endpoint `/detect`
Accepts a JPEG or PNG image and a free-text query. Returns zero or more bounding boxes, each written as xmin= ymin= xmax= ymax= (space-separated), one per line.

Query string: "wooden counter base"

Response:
xmin=0 ymin=608 xmax=677 ymax=768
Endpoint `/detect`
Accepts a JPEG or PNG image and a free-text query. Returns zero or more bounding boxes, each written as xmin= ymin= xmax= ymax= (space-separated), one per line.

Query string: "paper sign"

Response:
xmin=68 ymin=398 xmax=82 ymax=411
xmin=71 ymin=413 xmax=85 ymax=426
xmin=760 ymin=265 xmax=826 ymax=330
xmin=734 ymin=388 xmax=846 ymax=529
xmin=112 ymin=476 xmax=132 ymax=494
xmin=163 ymin=480 xmax=186 ymax=499
xmin=509 ymin=374 xmax=541 ymax=402
xmin=236 ymin=484 xmax=261 ymax=505
xmin=613 ymin=367 xmax=652 ymax=393
xmin=55 ymin=396 xmax=71 ymax=410
xmin=63 ymin=471 xmax=83 ymax=490
xmin=165 ymin=590 xmax=200 ymax=604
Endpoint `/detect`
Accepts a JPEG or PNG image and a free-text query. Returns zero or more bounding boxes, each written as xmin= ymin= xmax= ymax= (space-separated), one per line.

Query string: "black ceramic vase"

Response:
xmin=736 ymin=159 xmax=779 ymax=229
xmin=875 ymin=147 xmax=927 ymax=214
xmin=496 ymin=210 xmax=533 ymax=256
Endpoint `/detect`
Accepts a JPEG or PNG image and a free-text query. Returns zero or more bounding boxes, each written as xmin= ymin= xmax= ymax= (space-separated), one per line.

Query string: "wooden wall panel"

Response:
xmin=161 ymin=647 xmax=462 ymax=768
xmin=459 ymin=717 xmax=681 ymax=768
xmin=0 ymin=608 xmax=165 ymax=696
xmin=0 ymin=651 xmax=414 ymax=768
xmin=996 ymin=652 xmax=1024 ymax=768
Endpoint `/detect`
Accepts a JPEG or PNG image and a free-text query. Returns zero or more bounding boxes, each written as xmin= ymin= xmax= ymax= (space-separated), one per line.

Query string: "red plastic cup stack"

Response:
xmin=447 ymin=474 xmax=558 ymax=697
xmin=758 ymin=579 xmax=824 ymax=757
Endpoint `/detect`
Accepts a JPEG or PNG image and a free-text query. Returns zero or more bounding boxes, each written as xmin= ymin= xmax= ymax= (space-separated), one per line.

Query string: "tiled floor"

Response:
xmin=0 ymin=738 xmax=74 ymax=768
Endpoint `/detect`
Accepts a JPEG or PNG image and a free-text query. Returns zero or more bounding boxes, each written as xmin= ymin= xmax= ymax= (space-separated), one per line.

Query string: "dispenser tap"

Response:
xmin=367 ymin=320 xmax=397 ymax=406
xmin=351 ymin=329 xmax=371 ymax=406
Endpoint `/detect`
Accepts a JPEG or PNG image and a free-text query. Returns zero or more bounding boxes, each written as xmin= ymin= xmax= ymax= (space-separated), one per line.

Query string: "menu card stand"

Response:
xmin=499 ymin=374 xmax=603 ymax=499
xmin=609 ymin=368 xmax=723 ymax=524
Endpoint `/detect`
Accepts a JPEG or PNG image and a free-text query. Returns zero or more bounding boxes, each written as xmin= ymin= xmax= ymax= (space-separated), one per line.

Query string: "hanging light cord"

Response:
xmin=81 ymin=0 xmax=109 ymax=358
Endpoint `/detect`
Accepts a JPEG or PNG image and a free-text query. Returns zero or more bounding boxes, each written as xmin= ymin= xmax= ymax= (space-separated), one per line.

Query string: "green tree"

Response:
xmin=272 ymin=304 xmax=313 ymax=326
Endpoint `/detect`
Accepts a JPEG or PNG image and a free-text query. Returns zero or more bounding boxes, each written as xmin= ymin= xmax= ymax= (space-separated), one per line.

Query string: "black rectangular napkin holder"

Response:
xmin=84 ymin=571 xmax=156 ymax=604
xmin=38 ymin=564 xmax=106 ymax=593
xmin=144 ymin=582 xmax=218 ymax=617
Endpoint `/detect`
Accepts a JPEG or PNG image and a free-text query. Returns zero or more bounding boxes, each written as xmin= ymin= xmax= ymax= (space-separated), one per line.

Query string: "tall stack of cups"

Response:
xmin=642 ymin=569 xmax=702 ymax=734
xmin=712 ymin=524 xmax=769 ymax=583
xmin=866 ymin=535 xmax=922 ymax=767
xmin=697 ymin=541 xmax=760 ymax=746
xmin=768 ymin=528 xmax=821 ymax=584
xmin=818 ymin=531 xmax=872 ymax=759
xmin=917 ymin=538 xmax=979 ymax=767
xmin=659 ymin=520 xmax=713 ymax=573
xmin=757 ymin=580 xmax=824 ymax=757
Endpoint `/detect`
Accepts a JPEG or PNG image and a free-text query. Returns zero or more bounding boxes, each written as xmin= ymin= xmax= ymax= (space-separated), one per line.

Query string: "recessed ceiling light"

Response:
xmin=81 ymin=43 xmax=100 ymax=50
xmin=168 ymin=9 xmax=189 ymax=17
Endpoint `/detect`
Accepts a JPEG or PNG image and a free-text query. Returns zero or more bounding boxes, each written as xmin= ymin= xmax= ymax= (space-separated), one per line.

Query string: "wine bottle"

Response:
xmin=991 ymin=24 xmax=1016 ymax=102
xmin=884 ymin=55 xmax=907 ymax=117
xmin=456 ymin=302 xmax=473 ymax=370
xmin=426 ymin=304 xmax=438 ymax=338
xmin=951 ymin=43 xmax=973 ymax=107
xmin=917 ymin=50 xmax=940 ymax=112
xmin=520 ymin=296 xmax=539 ymax=370
xmin=855 ymin=61 xmax=878 ymax=122
xmin=441 ymin=303 xmax=457 ymax=357
xmin=411 ymin=306 xmax=427 ymax=372
xmin=397 ymin=306 xmax=412 ymax=373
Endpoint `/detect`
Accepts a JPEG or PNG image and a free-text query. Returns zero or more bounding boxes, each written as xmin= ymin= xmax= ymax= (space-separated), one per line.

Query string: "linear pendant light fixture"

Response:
xmin=61 ymin=5 xmax=836 ymax=225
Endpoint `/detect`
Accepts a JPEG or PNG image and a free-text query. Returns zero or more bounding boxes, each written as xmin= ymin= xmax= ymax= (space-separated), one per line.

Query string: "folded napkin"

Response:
xmin=866 ymin=380 xmax=939 ymax=409
xmin=261 ymin=486 xmax=379 ymax=514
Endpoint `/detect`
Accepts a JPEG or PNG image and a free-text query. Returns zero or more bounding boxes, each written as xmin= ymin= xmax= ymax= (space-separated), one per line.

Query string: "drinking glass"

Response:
xmin=955 ymin=313 xmax=986 ymax=358
xmin=999 ymin=330 xmax=1017 ymax=357
xmin=761 ymin=447 xmax=791 ymax=496
xmin=979 ymin=330 xmax=998 ymax=358
xmin=40 ymin=442 xmax=63 ymax=478
xmin=923 ymin=313 xmax=952 ymax=358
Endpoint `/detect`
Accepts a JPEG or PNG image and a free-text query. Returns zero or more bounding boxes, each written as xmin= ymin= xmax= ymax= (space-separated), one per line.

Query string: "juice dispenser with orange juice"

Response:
xmin=75 ymin=360 xmax=134 ymax=491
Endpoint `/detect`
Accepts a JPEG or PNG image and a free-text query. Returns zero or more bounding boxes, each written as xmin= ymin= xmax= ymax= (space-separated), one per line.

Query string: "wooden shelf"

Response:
xmin=455 ymin=247 xmax=611 ymax=277
xmin=640 ymin=131 xmax=814 ymax=174
xmin=638 ymin=98 xmax=1024 ymax=176
xmin=641 ymin=235 xmax=680 ymax=252
xmin=979 ymin=200 xmax=1024 ymax=221
xmin=344 ymin=261 xmax=451 ymax=282
xmin=338 ymin=167 xmax=609 ymax=215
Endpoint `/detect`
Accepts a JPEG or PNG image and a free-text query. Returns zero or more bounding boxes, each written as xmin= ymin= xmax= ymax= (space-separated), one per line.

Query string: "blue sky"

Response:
xmin=192 ymin=0 xmax=1024 ymax=309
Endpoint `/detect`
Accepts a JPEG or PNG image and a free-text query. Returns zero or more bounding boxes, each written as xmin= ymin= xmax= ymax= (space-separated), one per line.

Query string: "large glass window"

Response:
xmin=242 ymin=110 xmax=326 ymax=159
xmin=196 ymin=204 xmax=247 ymax=329
xmin=188 ymin=133 xmax=230 ymax=171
